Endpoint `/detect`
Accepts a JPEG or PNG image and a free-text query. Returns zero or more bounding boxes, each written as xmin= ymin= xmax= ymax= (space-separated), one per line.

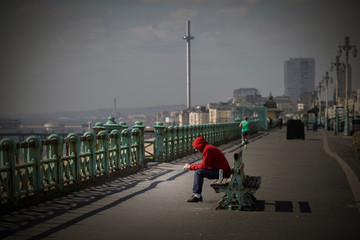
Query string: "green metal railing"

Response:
xmin=232 ymin=106 xmax=268 ymax=131
xmin=151 ymin=121 xmax=243 ymax=162
xmin=0 ymin=118 xmax=262 ymax=203
xmin=0 ymin=127 xmax=143 ymax=203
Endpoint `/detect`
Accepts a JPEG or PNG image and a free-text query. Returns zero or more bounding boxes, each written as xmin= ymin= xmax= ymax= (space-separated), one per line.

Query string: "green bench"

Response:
xmin=210 ymin=149 xmax=261 ymax=210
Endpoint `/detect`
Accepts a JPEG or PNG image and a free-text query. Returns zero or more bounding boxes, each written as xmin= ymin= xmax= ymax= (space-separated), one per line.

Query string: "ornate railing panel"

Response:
xmin=0 ymin=123 xmax=144 ymax=203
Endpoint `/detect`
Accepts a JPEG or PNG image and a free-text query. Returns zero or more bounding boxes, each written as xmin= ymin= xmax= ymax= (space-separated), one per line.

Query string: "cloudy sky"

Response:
xmin=1 ymin=0 xmax=359 ymax=115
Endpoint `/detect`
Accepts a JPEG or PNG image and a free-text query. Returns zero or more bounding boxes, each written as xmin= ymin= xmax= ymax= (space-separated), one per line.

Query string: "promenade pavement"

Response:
xmin=1 ymin=127 xmax=360 ymax=240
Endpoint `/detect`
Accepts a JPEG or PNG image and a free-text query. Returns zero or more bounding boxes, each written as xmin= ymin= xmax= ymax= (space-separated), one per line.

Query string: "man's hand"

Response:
xmin=183 ymin=163 xmax=190 ymax=170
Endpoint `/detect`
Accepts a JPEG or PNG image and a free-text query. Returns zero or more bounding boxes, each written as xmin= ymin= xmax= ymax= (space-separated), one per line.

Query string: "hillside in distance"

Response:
xmin=3 ymin=104 xmax=187 ymax=124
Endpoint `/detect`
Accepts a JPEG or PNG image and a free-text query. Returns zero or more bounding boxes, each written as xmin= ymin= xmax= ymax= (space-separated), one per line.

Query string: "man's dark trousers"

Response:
xmin=193 ymin=169 xmax=230 ymax=194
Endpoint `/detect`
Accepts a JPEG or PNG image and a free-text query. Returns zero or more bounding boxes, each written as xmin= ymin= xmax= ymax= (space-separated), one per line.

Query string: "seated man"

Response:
xmin=183 ymin=136 xmax=231 ymax=202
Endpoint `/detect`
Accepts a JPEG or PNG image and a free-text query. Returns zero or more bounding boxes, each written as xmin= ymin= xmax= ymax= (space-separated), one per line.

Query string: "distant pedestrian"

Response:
xmin=183 ymin=136 xmax=231 ymax=203
xmin=278 ymin=117 xmax=283 ymax=129
xmin=239 ymin=116 xmax=251 ymax=148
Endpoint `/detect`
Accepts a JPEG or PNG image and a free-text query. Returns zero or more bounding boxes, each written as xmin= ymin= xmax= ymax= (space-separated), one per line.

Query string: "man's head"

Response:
xmin=244 ymin=116 xmax=248 ymax=121
xmin=192 ymin=136 xmax=208 ymax=152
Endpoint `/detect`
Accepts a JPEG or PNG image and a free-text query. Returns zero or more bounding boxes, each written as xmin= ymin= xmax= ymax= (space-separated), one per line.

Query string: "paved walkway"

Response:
xmin=1 ymin=128 xmax=360 ymax=240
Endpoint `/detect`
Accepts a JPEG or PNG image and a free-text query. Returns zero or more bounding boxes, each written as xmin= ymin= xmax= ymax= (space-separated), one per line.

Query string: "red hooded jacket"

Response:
xmin=190 ymin=136 xmax=231 ymax=175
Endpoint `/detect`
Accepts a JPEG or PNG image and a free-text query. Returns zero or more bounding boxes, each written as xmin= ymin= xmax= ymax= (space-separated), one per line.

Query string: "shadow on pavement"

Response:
xmin=238 ymin=200 xmax=312 ymax=213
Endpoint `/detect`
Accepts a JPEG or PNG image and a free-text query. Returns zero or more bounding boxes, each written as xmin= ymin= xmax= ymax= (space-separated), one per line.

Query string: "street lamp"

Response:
xmin=330 ymin=56 xmax=345 ymax=105
xmin=337 ymin=36 xmax=358 ymax=136
xmin=318 ymin=82 xmax=322 ymax=127
xmin=321 ymin=72 xmax=333 ymax=130
xmin=330 ymin=56 xmax=345 ymax=136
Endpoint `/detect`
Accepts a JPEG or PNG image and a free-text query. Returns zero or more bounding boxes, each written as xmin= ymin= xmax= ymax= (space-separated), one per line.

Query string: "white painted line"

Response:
xmin=323 ymin=132 xmax=360 ymax=211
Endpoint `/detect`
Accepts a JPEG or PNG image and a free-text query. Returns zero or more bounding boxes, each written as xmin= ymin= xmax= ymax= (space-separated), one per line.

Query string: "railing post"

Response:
xmin=93 ymin=122 xmax=106 ymax=135
xmin=209 ymin=124 xmax=214 ymax=144
xmin=234 ymin=117 xmax=240 ymax=140
xmin=174 ymin=126 xmax=179 ymax=158
xmin=83 ymin=131 xmax=96 ymax=180
xmin=183 ymin=125 xmax=189 ymax=155
xmin=0 ymin=138 xmax=17 ymax=201
xmin=104 ymin=115 xmax=121 ymax=133
xmin=224 ymin=123 xmax=229 ymax=142
xmin=179 ymin=126 xmax=184 ymax=157
xmin=121 ymin=129 xmax=131 ymax=167
xmin=220 ymin=123 xmax=224 ymax=143
xmin=163 ymin=127 xmax=169 ymax=161
xmin=97 ymin=130 xmax=110 ymax=176
xmin=198 ymin=125 xmax=202 ymax=139
xmin=233 ymin=122 xmax=238 ymax=140
xmin=215 ymin=124 xmax=219 ymax=145
xmin=231 ymin=122 xmax=236 ymax=140
xmin=204 ymin=124 xmax=209 ymax=142
xmin=189 ymin=125 xmax=194 ymax=151
xmin=26 ymin=136 xmax=42 ymax=192
xmin=204 ymin=124 xmax=208 ymax=142
xmin=133 ymin=121 xmax=145 ymax=164
xmin=167 ymin=126 xmax=174 ymax=161
xmin=119 ymin=121 xmax=128 ymax=131
xmin=201 ymin=124 xmax=205 ymax=141
xmin=131 ymin=128 xmax=141 ymax=165
xmin=195 ymin=125 xmax=200 ymax=139
xmin=66 ymin=133 xmax=81 ymax=182
xmin=48 ymin=134 xmax=63 ymax=190
xmin=154 ymin=122 xmax=165 ymax=162
xmin=110 ymin=129 xmax=122 ymax=170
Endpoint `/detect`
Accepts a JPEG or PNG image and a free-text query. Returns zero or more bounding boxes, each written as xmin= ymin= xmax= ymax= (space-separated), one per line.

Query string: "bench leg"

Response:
xmin=216 ymin=189 xmax=257 ymax=210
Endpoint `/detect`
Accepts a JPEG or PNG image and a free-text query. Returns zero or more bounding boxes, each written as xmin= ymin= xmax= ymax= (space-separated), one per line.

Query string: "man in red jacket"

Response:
xmin=183 ymin=136 xmax=231 ymax=202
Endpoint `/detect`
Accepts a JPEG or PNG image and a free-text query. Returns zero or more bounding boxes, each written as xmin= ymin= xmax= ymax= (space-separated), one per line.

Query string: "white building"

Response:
xmin=189 ymin=106 xmax=209 ymax=125
xmin=208 ymin=102 xmax=234 ymax=123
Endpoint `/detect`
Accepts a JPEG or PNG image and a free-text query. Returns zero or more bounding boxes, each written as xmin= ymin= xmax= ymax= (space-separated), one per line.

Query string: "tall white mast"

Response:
xmin=183 ymin=20 xmax=195 ymax=109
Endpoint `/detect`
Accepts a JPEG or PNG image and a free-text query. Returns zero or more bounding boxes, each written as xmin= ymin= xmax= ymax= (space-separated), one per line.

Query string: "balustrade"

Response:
xmin=1 ymin=118 xmax=261 ymax=204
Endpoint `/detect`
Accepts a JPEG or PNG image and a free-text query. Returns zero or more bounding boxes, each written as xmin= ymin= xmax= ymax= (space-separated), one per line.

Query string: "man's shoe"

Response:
xmin=186 ymin=195 xmax=203 ymax=202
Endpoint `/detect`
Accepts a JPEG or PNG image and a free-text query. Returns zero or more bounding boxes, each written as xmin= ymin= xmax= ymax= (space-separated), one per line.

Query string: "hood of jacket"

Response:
xmin=192 ymin=136 xmax=208 ymax=152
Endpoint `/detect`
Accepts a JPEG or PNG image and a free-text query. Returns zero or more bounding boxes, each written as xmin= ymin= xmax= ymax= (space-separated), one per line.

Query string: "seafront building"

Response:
xmin=208 ymin=102 xmax=234 ymax=124
xmin=189 ymin=106 xmax=208 ymax=125
xmin=284 ymin=58 xmax=315 ymax=103
xmin=233 ymin=88 xmax=262 ymax=105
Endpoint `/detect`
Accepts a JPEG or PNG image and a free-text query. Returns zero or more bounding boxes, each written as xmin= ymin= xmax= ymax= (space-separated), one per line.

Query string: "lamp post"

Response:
xmin=330 ymin=56 xmax=345 ymax=106
xmin=311 ymin=90 xmax=318 ymax=131
xmin=337 ymin=36 xmax=358 ymax=136
xmin=318 ymin=82 xmax=322 ymax=128
xmin=330 ymin=56 xmax=345 ymax=136
xmin=321 ymin=72 xmax=333 ymax=130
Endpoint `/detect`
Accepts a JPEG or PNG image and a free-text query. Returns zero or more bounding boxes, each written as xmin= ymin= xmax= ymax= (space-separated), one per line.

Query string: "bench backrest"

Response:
xmin=233 ymin=149 xmax=245 ymax=179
